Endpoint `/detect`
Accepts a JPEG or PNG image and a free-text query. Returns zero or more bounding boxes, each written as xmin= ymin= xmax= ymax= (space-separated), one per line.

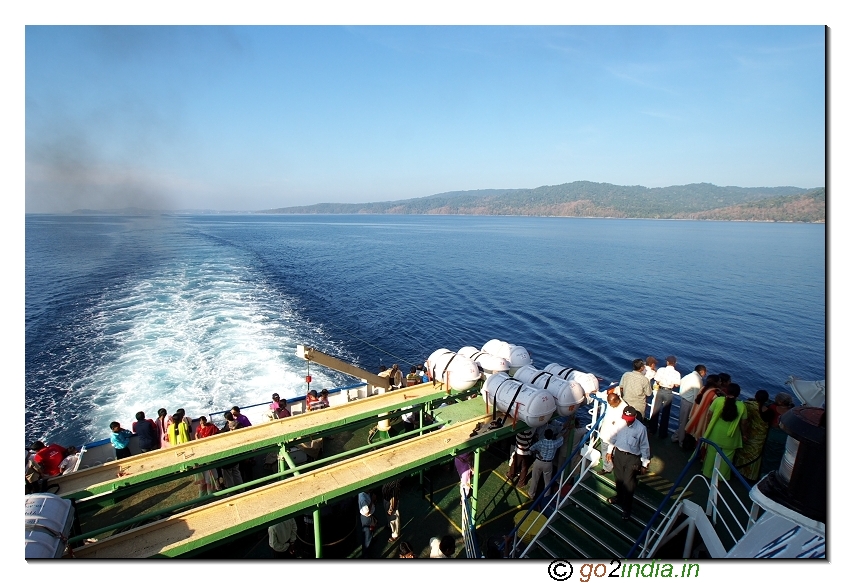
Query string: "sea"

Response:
xmin=24 ymin=214 xmax=826 ymax=448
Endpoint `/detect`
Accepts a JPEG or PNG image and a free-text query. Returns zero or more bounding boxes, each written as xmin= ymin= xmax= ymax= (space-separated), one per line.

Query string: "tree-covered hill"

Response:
xmin=260 ymin=181 xmax=825 ymax=223
xmin=673 ymin=187 xmax=825 ymax=222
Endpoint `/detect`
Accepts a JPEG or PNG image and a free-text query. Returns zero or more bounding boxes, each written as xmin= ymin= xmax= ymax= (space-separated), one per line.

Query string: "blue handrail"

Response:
xmin=625 ymin=437 xmax=753 ymax=558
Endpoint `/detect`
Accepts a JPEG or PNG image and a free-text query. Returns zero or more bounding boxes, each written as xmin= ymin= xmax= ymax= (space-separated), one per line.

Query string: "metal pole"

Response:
xmin=471 ymin=447 xmax=481 ymax=524
xmin=280 ymin=445 xmax=299 ymax=475
xmin=313 ymin=507 xmax=322 ymax=558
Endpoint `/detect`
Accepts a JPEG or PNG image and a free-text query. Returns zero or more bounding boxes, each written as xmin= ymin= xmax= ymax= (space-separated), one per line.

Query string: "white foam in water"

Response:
xmin=69 ymin=249 xmax=344 ymax=443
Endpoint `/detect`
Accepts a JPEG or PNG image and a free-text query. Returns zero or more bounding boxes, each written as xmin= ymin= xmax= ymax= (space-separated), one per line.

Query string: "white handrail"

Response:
xmin=639 ymin=448 xmax=757 ymax=558
xmin=510 ymin=397 xmax=606 ymax=558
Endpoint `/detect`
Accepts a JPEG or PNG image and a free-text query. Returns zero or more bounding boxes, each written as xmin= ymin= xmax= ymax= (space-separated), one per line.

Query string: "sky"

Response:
xmin=22 ymin=23 xmax=826 ymax=213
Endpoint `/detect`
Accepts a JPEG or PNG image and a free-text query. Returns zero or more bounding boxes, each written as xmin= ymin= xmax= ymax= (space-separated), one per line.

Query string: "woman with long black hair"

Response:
xmin=702 ymin=383 xmax=749 ymax=480
xmin=685 ymin=374 xmax=723 ymax=443
xmin=734 ymin=390 xmax=774 ymax=482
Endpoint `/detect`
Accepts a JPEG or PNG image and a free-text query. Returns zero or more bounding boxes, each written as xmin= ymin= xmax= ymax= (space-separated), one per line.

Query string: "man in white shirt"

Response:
xmin=58 ymin=446 xmax=80 ymax=475
xmin=648 ymin=355 xmax=681 ymax=438
xmin=672 ymin=364 xmax=706 ymax=446
xmin=598 ymin=393 xmax=626 ymax=473
xmin=268 ymin=517 xmax=297 ymax=558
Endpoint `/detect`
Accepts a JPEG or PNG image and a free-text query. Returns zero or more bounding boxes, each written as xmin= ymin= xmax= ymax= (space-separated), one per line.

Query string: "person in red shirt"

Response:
xmin=31 ymin=441 xmax=69 ymax=477
xmin=195 ymin=416 xmax=219 ymax=439
xmin=193 ymin=416 xmax=221 ymax=497
xmin=305 ymin=390 xmax=324 ymax=411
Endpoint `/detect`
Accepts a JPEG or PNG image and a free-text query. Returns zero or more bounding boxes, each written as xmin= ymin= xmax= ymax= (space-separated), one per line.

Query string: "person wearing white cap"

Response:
xmin=606 ymin=405 xmax=651 ymax=521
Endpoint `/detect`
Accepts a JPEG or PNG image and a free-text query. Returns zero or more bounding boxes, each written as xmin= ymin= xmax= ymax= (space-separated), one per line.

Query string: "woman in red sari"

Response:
xmin=685 ymin=374 xmax=723 ymax=443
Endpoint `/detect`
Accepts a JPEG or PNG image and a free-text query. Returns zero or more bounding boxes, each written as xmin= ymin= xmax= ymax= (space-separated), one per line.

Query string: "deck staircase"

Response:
xmin=521 ymin=469 xmax=690 ymax=559
xmin=500 ymin=394 xmax=753 ymax=561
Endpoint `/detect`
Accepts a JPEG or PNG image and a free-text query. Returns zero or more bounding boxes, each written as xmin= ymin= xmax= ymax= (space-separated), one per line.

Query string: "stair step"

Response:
xmin=578 ymin=484 xmax=677 ymax=547
xmin=575 ymin=481 xmax=655 ymax=522
xmin=566 ymin=491 xmax=647 ymax=538
xmin=557 ymin=503 xmax=633 ymax=557
xmin=535 ymin=524 xmax=588 ymax=559
xmin=521 ymin=545 xmax=557 ymax=560
xmin=545 ymin=516 xmax=620 ymax=559
xmin=516 ymin=465 xmax=693 ymax=561
xmin=593 ymin=469 xmax=691 ymax=505
xmin=579 ymin=473 xmax=680 ymax=516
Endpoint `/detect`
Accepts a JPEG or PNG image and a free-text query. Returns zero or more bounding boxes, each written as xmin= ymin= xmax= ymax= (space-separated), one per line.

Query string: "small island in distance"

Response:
xmin=260 ymin=181 xmax=825 ymax=223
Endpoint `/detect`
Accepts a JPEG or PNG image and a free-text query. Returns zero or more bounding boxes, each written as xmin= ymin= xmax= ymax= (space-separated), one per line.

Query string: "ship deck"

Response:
xmin=69 ymin=392 xmax=771 ymax=559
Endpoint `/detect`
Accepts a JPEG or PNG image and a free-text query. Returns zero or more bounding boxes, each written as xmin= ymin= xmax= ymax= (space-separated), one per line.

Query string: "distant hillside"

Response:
xmin=261 ymin=181 xmax=825 ymax=223
xmin=674 ymin=188 xmax=825 ymax=222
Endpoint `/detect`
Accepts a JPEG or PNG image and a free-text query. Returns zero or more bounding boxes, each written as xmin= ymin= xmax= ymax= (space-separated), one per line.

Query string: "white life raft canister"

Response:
xmin=25 ymin=493 xmax=75 ymax=559
xmin=425 ymin=349 xmax=482 ymax=390
xmin=481 ymin=372 xmax=556 ymax=428
xmin=480 ymin=339 xmax=533 ymax=374
xmin=544 ymin=363 xmax=600 ymax=396
xmin=457 ymin=346 xmax=510 ymax=376
xmin=512 ymin=364 xmax=586 ymax=416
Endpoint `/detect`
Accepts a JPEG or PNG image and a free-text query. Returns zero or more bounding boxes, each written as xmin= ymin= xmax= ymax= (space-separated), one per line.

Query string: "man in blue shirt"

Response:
xmin=109 ymin=421 xmax=133 ymax=460
xmin=527 ymin=428 xmax=564 ymax=500
xmin=606 ymin=405 xmax=651 ymax=520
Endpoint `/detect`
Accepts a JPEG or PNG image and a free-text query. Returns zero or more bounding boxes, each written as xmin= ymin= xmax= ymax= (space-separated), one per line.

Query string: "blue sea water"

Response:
xmin=25 ymin=214 xmax=825 ymax=448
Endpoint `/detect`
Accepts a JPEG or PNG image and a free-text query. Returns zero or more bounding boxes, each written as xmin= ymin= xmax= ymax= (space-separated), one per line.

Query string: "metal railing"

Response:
xmin=504 ymin=394 xmax=608 ymax=558
xmin=501 ymin=392 xmax=758 ymax=560
xmin=461 ymin=489 xmax=481 ymax=558
xmin=206 ymin=382 xmax=368 ymax=424
xmin=629 ymin=438 xmax=754 ymax=559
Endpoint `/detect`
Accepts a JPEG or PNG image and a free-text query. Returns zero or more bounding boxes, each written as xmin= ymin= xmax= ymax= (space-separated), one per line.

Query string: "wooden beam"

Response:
xmin=297 ymin=344 xmax=391 ymax=389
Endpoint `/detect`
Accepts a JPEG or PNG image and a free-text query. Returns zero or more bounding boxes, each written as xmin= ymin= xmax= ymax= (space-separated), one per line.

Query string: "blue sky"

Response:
xmin=23 ymin=25 xmax=825 ymax=212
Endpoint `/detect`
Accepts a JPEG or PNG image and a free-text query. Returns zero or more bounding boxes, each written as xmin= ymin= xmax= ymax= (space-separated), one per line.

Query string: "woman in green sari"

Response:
xmin=734 ymin=390 xmax=774 ymax=482
xmin=702 ymin=384 xmax=748 ymax=480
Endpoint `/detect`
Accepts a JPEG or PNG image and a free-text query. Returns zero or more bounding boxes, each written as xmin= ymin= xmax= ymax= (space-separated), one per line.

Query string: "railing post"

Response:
xmin=313 ymin=507 xmax=322 ymax=558
xmin=747 ymin=501 xmax=760 ymax=530
xmin=471 ymin=447 xmax=481 ymax=524
xmin=280 ymin=447 xmax=300 ymax=476
xmin=708 ymin=454 xmax=723 ymax=524
xmin=683 ymin=518 xmax=696 ymax=559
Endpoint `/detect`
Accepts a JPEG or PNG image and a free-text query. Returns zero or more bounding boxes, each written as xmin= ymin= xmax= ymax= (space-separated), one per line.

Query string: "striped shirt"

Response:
xmin=515 ymin=429 xmax=534 ymax=456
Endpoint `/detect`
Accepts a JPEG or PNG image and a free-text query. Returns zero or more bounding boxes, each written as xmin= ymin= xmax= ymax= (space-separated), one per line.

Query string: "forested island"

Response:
xmin=261 ymin=181 xmax=825 ymax=223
